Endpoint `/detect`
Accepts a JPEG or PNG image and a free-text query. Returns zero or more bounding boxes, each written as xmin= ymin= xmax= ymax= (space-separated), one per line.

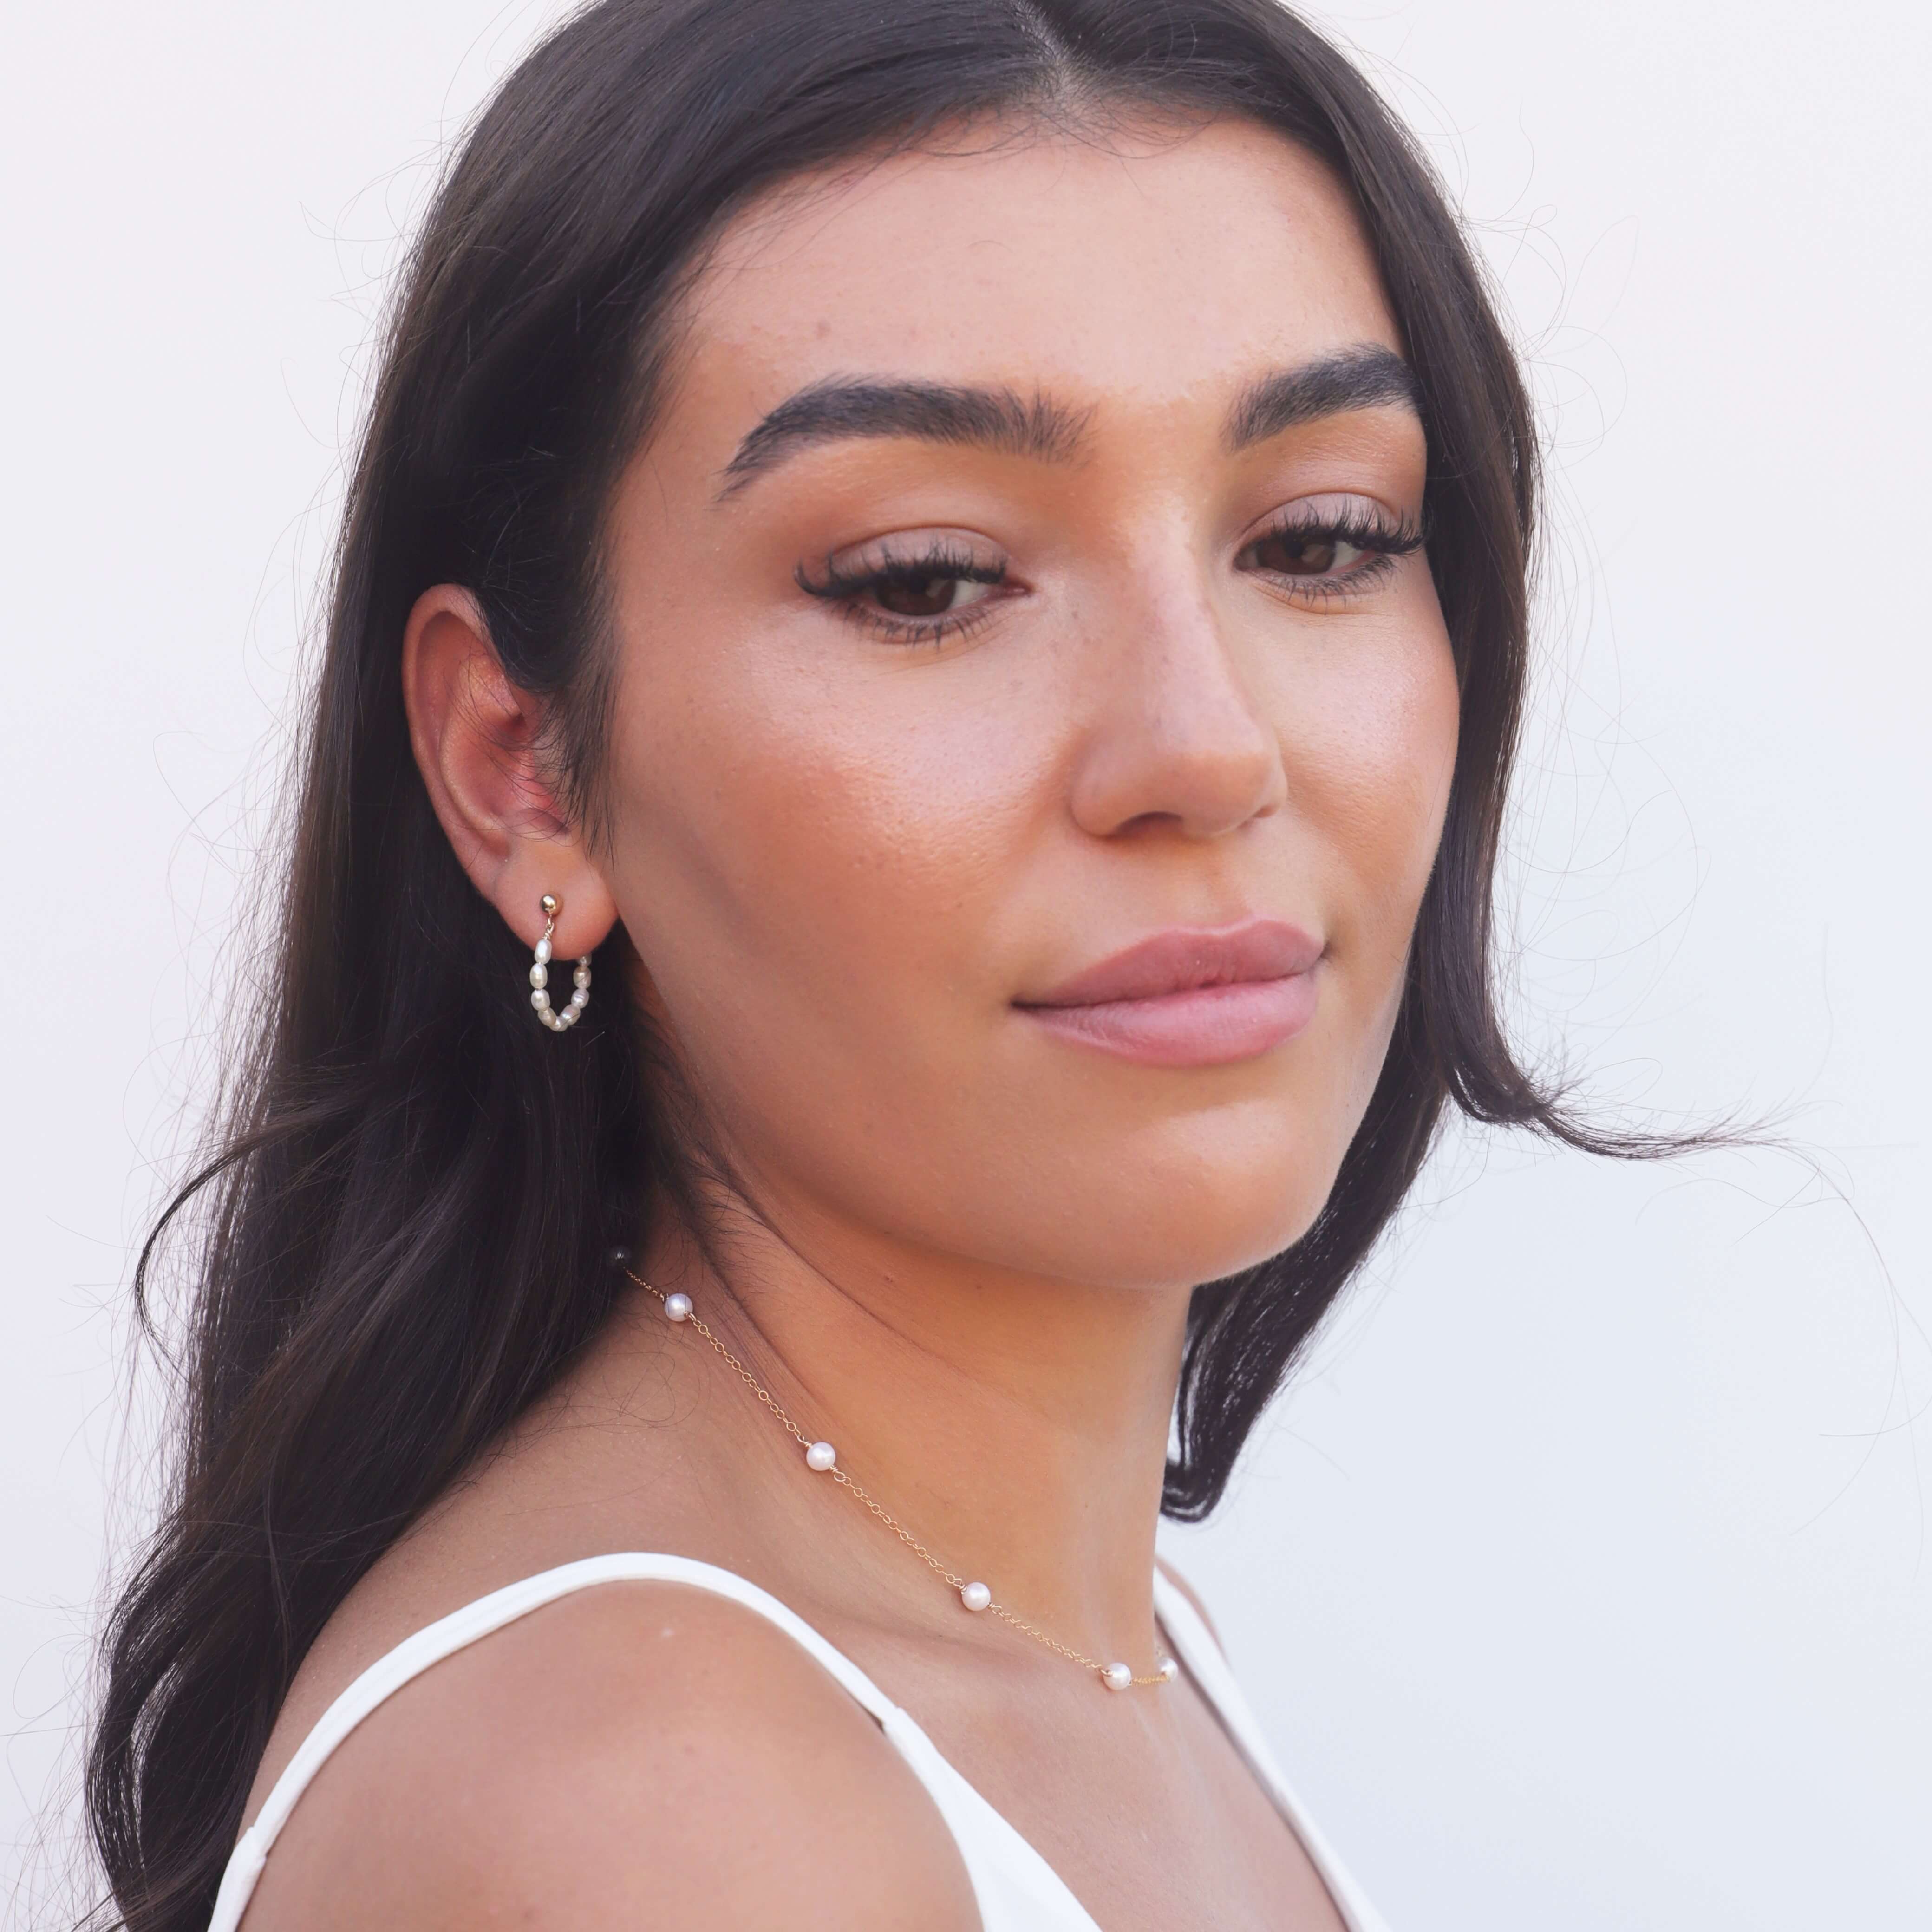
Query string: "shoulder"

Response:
xmin=239 ymin=1575 xmax=980 ymax=1931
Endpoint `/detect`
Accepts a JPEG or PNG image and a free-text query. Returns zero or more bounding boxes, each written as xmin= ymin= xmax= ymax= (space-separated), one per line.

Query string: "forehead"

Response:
xmin=672 ymin=114 xmax=1399 ymax=432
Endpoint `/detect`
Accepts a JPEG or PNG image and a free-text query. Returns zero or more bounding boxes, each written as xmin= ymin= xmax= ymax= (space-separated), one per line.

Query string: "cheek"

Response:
xmin=603 ymin=623 xmax=1052 ymax=1099
xmin=607 ymin=639 xmax=1115 ymax=1269
xmin=1292 ymin=594 xmax=1459 ymax=941
xmin=1271 ymin=586 xmax=1459 ymax=1112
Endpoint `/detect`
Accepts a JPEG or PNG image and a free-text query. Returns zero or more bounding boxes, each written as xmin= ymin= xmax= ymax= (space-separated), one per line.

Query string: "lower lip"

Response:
xmin=1018 ymin=973 xmax=1318 ymax=1068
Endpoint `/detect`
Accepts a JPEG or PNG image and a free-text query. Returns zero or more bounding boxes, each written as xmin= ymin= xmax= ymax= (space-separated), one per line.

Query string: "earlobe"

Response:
xmin=400 ymin=583 xmax=620 ymax=959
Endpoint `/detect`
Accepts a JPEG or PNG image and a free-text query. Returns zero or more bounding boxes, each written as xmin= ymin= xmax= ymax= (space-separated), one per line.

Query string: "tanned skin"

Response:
xmin=238 ymin=115 xmax=1455 ymax=1932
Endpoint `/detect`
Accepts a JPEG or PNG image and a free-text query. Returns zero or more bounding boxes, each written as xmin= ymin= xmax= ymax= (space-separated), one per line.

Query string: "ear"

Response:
xmin=401 ymin=585 xmax=618 ymax=959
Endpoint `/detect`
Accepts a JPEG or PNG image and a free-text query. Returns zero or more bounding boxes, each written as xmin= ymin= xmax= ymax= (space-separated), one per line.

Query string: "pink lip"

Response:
xmin=1015 ymin=920 xmax=1323 ymax=1068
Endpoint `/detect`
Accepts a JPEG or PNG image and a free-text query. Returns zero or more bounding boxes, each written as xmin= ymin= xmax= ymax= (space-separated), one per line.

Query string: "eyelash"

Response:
xmin=1237 ymin=505 xmax=1427 ymax=603
xmin=796 ymin=543 xmax=1009 ymax=646
xmin=797 ymin=506 xmax=1426 ymax=646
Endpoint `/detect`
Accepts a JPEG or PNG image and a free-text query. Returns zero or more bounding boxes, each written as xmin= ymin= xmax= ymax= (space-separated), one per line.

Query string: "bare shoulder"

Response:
xmin=239 ymin=1579 xmax=980 ymax=1931
xmin=1155 ymin=1554 xmax=1225 ymax=1650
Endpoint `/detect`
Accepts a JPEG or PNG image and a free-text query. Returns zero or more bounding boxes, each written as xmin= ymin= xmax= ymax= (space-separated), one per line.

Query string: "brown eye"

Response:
xmin=799 ymin=538 xmax=1010 ymax=635
xmin=870 ymin=574 xmax=994 ymax=618
xmin=1240 ymin=531 xmax=1366 ymax=577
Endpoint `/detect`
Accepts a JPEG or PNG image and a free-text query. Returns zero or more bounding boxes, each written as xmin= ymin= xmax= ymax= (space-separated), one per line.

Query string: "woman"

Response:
xmin=86 ymin=2 xmax=1681 ymax=1926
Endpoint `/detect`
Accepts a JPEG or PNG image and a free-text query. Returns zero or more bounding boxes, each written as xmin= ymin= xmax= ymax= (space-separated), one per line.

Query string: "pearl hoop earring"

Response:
xmin=529 ymin=893 xmax=592 ymax=1032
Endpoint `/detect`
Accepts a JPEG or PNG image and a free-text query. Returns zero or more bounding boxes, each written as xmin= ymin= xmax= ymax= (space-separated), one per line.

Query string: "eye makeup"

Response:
xmin=796 ymin=537 xmax=1013 ymax=646
xmin=796 ymin=497 xmax=1425 ymax=647
xmin=1235 ymin=501 xmax=1425 ymax=602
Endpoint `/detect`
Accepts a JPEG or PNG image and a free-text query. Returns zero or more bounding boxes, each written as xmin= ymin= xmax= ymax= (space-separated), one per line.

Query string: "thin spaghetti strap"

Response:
xmin=207 ymin=1554 xmax=911 ymax=1932
xmin=1152 ymin=1573 xmax=1389 ymax=1932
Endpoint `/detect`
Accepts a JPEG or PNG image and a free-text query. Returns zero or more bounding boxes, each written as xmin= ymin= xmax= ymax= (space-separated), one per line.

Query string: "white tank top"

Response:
xmin=207 ymin=1553 xmax=1390 ymax=1932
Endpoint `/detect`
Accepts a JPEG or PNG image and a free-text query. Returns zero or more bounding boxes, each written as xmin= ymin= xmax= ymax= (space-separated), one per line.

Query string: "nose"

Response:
xmin=1066 ymin=558 xmax=1289 ymax=843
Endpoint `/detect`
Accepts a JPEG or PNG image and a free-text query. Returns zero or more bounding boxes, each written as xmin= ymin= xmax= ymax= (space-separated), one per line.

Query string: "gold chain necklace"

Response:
xmin=621 ymin=1261 xmax=1176 ymax=1692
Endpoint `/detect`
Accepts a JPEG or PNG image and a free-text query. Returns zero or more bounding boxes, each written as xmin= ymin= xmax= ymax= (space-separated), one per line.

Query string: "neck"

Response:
xmin=621 ymin=1180 xmax=1192 ymax=1666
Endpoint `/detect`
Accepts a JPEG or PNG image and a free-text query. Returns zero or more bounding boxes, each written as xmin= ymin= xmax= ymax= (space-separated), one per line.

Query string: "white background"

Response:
xmin=3 ymin=2 xmax=1926 ymax=1925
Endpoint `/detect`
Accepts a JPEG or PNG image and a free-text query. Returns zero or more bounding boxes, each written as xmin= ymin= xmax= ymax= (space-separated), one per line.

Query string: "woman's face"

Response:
xmin=599 ymin=116 xmax=1456 ymax=1292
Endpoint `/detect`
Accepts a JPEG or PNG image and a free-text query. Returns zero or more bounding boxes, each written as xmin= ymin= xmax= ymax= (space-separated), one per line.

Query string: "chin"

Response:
xmin=1100 ymin=1188 xmax=1328 ymax=1292
xmin=974 ymin=1127 xmax=1342 ymax=1293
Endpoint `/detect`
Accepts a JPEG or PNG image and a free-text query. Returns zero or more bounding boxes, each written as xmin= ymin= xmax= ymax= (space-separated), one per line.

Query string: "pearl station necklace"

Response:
xmin=620 ymin=1259 xmax=1177 ymax=1693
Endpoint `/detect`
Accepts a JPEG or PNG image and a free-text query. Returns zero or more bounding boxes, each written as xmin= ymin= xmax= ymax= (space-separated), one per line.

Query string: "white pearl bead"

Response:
xmin=664 ymin=1292 xmax=692 ymax=1322
xmin=530 ymin=988 xmax=550 ymax=1011
xmin=573 ymin=965 xmax=591 ymax=989
xmin=805 ymin=1440 xmax=837 ymax=1472
xmin=1101 ymin=1661 xmax=1133 ymax=1692
xmin=568 ymin=987 xmax=588 ymax=1008
xmin=529 ymin=963 xmax=548 ymax=989
xmin=535 ymin=937 xmax=552 ymax=964
xmin=960 ymin=1581 xmax=992 ymax=1612
xmin=1158 ymin=1657 xmax=1178 ymax=1683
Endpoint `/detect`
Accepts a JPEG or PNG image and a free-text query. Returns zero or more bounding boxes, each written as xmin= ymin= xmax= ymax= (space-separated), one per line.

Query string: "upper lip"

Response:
xmin=1019 ymin=919 xmax=1324 ymax=1009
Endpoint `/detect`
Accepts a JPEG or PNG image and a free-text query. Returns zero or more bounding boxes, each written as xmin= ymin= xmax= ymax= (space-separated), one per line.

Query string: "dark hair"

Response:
xmin=85 ymin=2 xmax=1700 ymax=1925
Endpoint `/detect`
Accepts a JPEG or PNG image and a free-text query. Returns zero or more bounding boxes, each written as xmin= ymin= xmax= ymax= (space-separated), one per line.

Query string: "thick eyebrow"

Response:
xmin=1223 ymin=343 xmax=1423 ymax=450
xmin=718 ymin=378 xmax=1090 ymax=496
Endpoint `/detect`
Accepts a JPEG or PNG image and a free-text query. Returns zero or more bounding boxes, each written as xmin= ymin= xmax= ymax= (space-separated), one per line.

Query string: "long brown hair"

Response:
xmin=87 ymin=3 xmax=1703 ymax=1925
